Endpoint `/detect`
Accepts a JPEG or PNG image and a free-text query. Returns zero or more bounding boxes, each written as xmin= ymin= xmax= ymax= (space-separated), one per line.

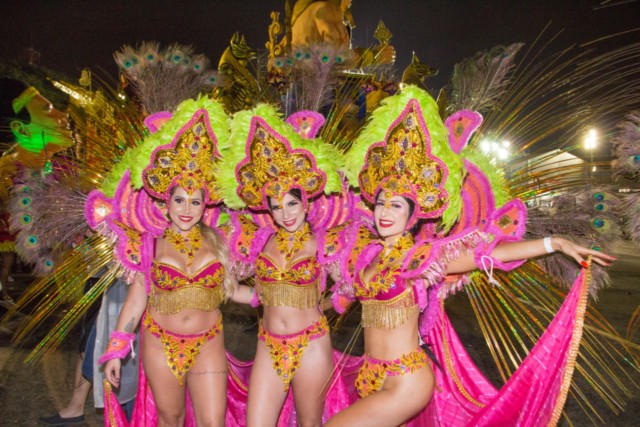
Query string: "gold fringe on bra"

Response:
xmin=256 ymin=279 xmax=321 ymax=309
xmin=149 ymin=285 xmax=224 ymax=315
xmin=361 ymin=290 xmax=419 ymax=329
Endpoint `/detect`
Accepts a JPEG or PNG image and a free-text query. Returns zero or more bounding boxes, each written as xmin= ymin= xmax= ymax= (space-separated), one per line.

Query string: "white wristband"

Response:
xmin=543 ymin=237 xmax=555 ymax=254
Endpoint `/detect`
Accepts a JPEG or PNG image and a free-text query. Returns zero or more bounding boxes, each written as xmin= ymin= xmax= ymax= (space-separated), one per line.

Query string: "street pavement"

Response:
xmin=0 ymin=242 xmax=637 ymax=426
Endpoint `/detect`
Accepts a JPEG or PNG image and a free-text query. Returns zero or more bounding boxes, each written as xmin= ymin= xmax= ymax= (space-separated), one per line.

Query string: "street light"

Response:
xmin=584 ymin=128 xmax=597 ymax=150
xmin=584 ymin=128 xmax=597 ymax=184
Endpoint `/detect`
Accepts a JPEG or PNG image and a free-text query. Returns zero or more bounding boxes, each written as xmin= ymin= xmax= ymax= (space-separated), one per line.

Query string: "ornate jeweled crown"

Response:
xmin=143 ymin=110 xmax=223 ymax=204
xmin=235 ymin=117 xmax=327 ymax=210
xmin=358 ymin=99 xmax=449 ymax=221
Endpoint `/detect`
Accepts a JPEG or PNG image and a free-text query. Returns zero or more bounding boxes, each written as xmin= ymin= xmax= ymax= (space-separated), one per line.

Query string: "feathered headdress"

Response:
xmin=142 ymin=110 xmax=224 ymax=203
xmin=345 ymin=86 xmax=463 ymax=229
xmin=219 ymin=103 xmax=342 ymax=210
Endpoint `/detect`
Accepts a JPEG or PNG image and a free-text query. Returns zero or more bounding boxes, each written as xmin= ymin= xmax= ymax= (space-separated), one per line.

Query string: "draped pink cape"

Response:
xmin=104 ymin=267 xmax=588 ymax=426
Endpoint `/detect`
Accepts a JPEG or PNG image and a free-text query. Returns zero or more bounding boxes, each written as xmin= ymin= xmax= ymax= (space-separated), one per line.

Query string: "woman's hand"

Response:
xmin=328 ymin=262 xmax=342 ymax=283
xmin=104 ymin=358 xmax=122 ymax=388
xmin=551 ymin=237 xmax=615 ymax=267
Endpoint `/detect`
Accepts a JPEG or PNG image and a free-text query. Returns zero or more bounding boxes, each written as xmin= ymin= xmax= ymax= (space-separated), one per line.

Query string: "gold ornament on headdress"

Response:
xmin=358 ymin=100 xmax=448 ymax=219
xmin=143 ymin=112 xmax=223 ymax=204
xmin=236 ymin=118 xmax=326 ymax=210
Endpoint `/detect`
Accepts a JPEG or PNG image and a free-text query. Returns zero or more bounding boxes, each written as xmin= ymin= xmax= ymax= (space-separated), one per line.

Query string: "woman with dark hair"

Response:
xmin=222 ymin=106 xmax=345 ymax=426
xmin=326 ymin=87 xmax=613 ymax=426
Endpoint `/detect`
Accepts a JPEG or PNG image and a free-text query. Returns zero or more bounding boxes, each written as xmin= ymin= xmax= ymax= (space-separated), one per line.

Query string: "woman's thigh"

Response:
xmin=186 ymin=334 xmax=228 ymax=426
xmin=246 ymin=341 xmax=289 ymax=427
xmin=325 ymin=363 xmax=435 ymax=427
xmin=290 ymin=334 xmax=334 ymax=426
xmin=142 ymin=330 xmax=187 ymax=425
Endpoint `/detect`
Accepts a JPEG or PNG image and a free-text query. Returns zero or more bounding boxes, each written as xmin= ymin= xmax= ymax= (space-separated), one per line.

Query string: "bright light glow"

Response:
xmin=584 ymin=128 xmax=598 ymax=150
xmin=592 ymin=166 xmax=597 ymax=172
xmin=479 ymin=138 xmax=510 ymax=161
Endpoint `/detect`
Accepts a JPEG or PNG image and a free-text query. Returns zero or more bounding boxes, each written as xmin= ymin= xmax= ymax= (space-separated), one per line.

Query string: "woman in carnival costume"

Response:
xmin=325 ymin=86 xmax=614 ymax=426
xmin=97 ymin=98 xmax=236 ymax=426
xmin=219 ymin=104 xmax=349 ymax=426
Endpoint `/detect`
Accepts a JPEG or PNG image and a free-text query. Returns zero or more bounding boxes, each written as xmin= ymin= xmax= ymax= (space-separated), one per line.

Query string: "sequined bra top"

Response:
xmin=254 ymin=253 xmax=322 ymax=309
xmin=149 ymin=260 xmax=225 ymax=315
xmin=354 ymin=265 xmax=419 ymax=330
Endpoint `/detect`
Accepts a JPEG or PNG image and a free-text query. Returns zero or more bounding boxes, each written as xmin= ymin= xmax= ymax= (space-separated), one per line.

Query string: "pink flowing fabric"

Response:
xmin=103 ymin=381 xmax=129 ymax=427
xmin=409 ymin=267 xmax=589 ymax=426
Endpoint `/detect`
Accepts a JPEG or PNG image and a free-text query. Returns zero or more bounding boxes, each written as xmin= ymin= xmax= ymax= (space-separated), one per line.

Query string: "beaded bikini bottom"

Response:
xmin=258 ymin=315 xmax=329 ymax=390
xmin=355 ymin=347 xmax=428 ymax=398
xmin=143 ymin=312 xmax=222 ymax=386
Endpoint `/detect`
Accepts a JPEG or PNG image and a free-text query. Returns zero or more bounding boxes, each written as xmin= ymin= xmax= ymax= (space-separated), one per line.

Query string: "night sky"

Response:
xmin=1 ymin=0 xmax=638 ymax=90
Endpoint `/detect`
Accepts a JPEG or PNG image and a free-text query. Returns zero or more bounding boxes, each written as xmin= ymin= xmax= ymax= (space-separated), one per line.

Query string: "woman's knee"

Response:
xmin=296 ymin=411 xmax=323 ymax=427
xmin=156 ymin=409 xmax=185 ymax=427
xmin=194 ymin=412 xmax=226 ymax=427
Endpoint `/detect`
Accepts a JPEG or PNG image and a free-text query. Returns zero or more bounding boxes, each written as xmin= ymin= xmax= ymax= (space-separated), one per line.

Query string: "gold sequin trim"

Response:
xmin=441 ymin=298 xmax=485 ymax=407
xmin=355 ymin=348 xmax=429 ymax=398
xmin=103 ymin=380 xmax=118 ymax=427
xmin=548 ymin=258 xmax=591 ymax=426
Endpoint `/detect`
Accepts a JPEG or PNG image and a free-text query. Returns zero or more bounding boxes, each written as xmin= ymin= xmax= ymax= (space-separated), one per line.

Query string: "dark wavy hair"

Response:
xmin=374 ymin=191 xmax=423 ymax=235
xmin=267 ymin=188 xmax=303 ymax=210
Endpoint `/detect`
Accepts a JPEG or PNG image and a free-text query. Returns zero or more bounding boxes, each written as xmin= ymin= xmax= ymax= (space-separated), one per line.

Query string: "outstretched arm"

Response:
xmin=446 ymin=237 xmax=614 ymax=275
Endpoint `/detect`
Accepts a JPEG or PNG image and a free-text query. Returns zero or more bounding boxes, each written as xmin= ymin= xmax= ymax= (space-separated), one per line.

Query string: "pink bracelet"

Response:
xmin=249 ymin=287 xmax=260 ymax=308
xmin=98 ymin=331 xmax=135 ymax=364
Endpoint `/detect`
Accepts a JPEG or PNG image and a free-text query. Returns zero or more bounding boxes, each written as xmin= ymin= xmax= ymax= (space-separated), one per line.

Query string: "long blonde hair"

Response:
xmin=200 ymin=223 xmax=237 ymax=299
